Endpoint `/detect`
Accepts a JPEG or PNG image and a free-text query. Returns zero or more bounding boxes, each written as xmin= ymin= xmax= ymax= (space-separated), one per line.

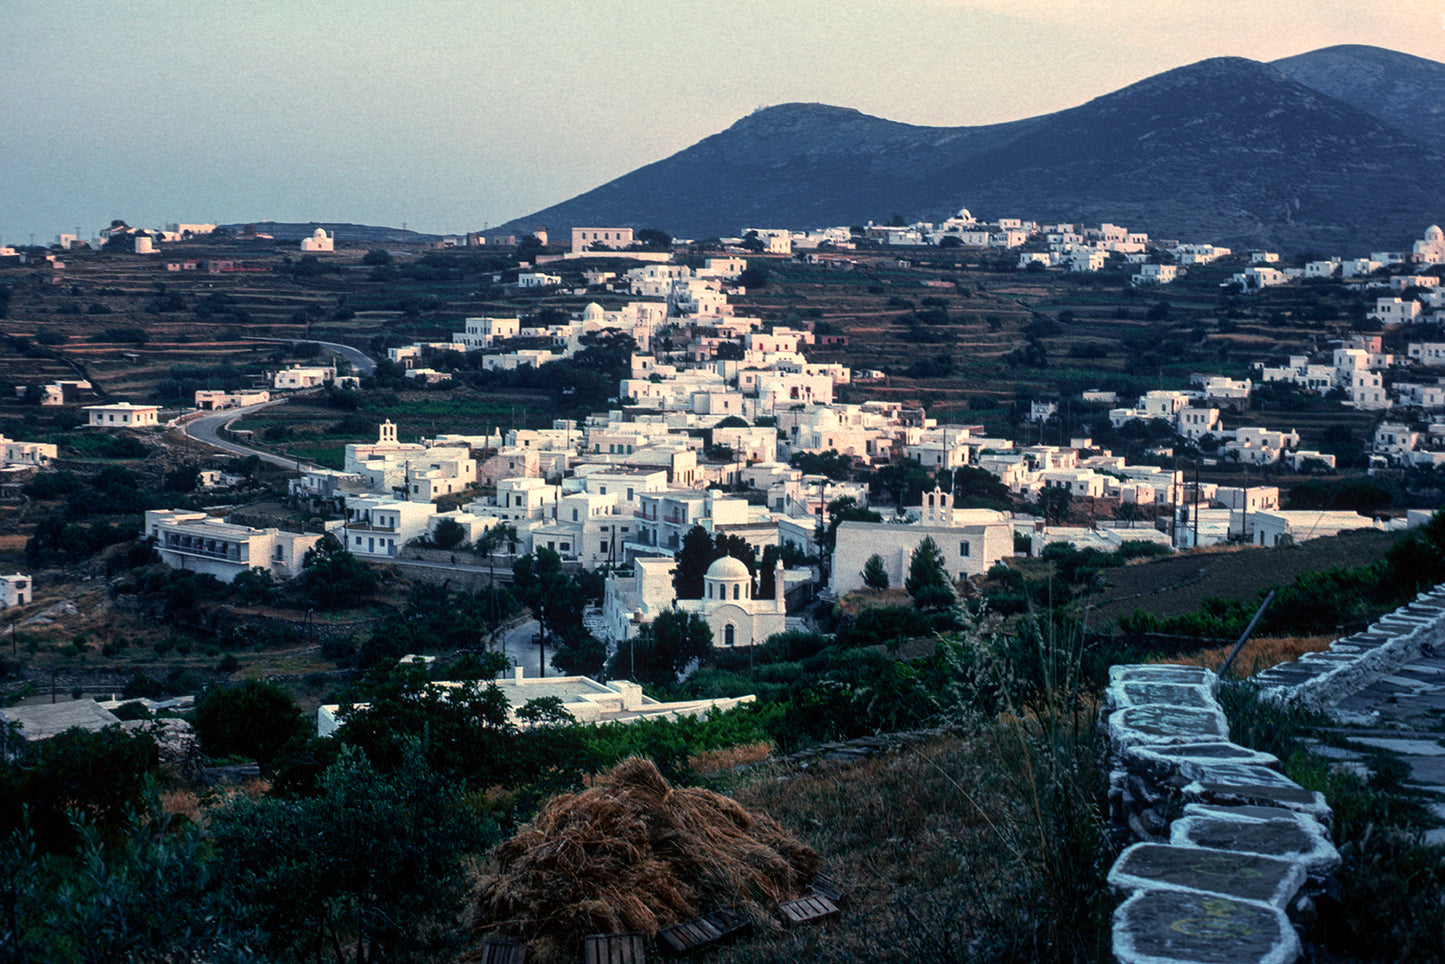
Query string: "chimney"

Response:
xmin=774 ymin=554 xmax=786 ymax=610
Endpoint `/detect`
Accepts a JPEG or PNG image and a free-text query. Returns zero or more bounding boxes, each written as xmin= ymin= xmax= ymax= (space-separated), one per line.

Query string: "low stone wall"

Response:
xmin=1103 ymin=664 xmax=1335 ymax=964
xmin=1102 ymin=585 xmax=1445 ymax=963
xmin=1252 ymin=587 xmax=1445 ymax=712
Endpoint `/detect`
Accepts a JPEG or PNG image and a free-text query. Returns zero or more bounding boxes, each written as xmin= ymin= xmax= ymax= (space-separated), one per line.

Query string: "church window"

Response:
xmin=724 ymin=624 xmax=735 ymax=647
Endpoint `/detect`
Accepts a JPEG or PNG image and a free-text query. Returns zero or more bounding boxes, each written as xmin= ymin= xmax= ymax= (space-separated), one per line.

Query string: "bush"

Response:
xmin=193 ymin=679 xmax=308 ymax=769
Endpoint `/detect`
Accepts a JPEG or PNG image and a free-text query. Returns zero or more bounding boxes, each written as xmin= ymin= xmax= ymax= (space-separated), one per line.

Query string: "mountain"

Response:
xmin=495 ymin=53 xmax=1445 ymax=255
xmin=1273 ymin=44 xmax=1445 ymax=150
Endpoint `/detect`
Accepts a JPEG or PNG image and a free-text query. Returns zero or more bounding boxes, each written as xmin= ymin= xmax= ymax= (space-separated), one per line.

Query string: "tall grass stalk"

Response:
xmin=978 ymin=613 xmax=1115 ymax=962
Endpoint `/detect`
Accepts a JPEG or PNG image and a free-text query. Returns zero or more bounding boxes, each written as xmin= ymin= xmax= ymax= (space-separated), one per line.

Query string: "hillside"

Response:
xmin=216 ymin=221 xmax=443 ymax=243
xmin=1273 ymin=43 xmax=1445 ymax=150
xmin=495 ymin=53 xmax=1445 ymax=255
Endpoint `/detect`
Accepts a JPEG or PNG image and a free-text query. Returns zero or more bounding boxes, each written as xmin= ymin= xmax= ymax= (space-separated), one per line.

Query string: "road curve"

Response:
xmin=177 ymin=399 xmax=321 ymax=472
xmin=252 ymin=337 xmax=376 ymax=376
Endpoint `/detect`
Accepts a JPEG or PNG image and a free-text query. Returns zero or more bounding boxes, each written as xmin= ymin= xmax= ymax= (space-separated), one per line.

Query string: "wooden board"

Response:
xmin=808 ymin=874 xmax=847 ymax=907
xmin=583 ymin=932 xmax=646 ymax=964
xmin=658 ymin=907 xmax=751 ymax=956
xmin=778 ymin=894 xmax=840 ymax=928
xmin=476 ymin=937 xmax=527 ymax=964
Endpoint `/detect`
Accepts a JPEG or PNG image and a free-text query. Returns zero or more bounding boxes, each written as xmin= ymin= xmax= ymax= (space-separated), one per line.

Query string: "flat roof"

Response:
xmin=2 ymin=700 xmax=120 ymax=741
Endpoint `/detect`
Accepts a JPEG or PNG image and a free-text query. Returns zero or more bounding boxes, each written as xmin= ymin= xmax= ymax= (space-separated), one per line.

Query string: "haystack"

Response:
xmin=470 ymin=756 xmax=819 ymax=960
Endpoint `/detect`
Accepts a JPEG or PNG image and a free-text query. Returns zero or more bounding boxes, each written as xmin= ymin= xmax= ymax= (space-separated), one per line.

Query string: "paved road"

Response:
xmin=176 ymin=399 xmax=324 ymax=472
xmin=310 ymin=339 xmax=376 ymax=377
xmin=494 ymin=617 xmax=563 ymax=678
xmin=253 ymin=337 xmax=376 ymax=376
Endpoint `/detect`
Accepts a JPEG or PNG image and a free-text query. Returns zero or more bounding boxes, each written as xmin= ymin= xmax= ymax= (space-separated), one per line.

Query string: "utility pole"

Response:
xmin=1169 ymin=457 xmax=1179 ymax=548
xmin=1192 ymin=460 xmax=1201 ymax=550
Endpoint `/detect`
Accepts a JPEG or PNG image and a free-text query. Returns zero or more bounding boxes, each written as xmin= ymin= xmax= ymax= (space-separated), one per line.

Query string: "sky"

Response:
xmin=2 ymin=0 xmax=1442 ymax=244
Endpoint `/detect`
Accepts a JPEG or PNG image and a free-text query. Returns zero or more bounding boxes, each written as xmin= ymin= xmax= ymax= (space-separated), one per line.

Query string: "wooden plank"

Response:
xmin=809 ymin=874 xmax=847 ymax=907
xmin=583 ymin=933 xmax=646 ymax=964
xmin=778 ymin=894 xmax=840 ymax=928
xmin=658 ymin=907 xmax=752 ymax=956
xmin=477 ymin=937 xmax=527 ymax=964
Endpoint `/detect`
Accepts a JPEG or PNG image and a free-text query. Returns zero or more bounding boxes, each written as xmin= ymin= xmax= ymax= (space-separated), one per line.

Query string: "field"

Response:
xmin=1079 ymin=526 xmax=1402 ymax=625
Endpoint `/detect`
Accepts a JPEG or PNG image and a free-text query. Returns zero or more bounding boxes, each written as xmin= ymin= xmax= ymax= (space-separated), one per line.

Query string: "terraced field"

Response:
xmin=1080 ymin=526 xmax=1403 ymax=626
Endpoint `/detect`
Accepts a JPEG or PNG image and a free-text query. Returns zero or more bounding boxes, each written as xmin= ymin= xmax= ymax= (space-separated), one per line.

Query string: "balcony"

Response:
xmin=162 ymin=537 xmax=245 ymax=563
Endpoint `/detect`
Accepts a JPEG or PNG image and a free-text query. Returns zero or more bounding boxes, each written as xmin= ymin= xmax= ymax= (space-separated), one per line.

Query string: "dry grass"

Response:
xmin=1165 ymin=634 xmax=1335 ymax=676
xmin=698 ymin=724 xmax=1108 ymax=964
xmin=469 ymin=757 xmax=819 ymax=963
xmin=691 ymin=740 xmax=774 ymax=774
xmin=159 ymin=788 xmax=202 ymax=824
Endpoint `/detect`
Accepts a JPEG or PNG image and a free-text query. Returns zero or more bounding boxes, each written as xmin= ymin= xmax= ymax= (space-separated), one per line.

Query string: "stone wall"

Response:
xmin=1102 ymin=585 xmax=1445 ymax=963
xmin=1103 ymin=664 xmax=1334 ymax=964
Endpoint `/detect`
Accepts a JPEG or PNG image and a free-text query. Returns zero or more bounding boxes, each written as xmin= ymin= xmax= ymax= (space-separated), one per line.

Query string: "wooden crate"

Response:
xmin=583 ymin=932 xmax=646 ymax=964
xmin=658 ymin=907 xmax=752 ymax=956
xmin=476 ymin=937 xmax=528 ymax=964
xmin=809 ymin=874 xmax=847 ymax=907
xmin=778 ymin=894 xmax=840 ymax=928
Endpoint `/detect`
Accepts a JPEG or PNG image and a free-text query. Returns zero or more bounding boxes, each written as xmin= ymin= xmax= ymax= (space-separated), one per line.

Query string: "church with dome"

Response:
xmin=1414 ymin=225 xmax=1445 ymax=265
xmin=602 ymin=551 xmax=790 ymax=651
xmin=300 ymin=227 xmax=335 ymax=253
xmin=674 ymin=553 xmax=788 ymax=649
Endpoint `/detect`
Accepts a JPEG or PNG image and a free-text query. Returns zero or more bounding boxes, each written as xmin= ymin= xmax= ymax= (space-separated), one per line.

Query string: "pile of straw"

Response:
xmin=470 ymin=756 xmax=819 ymax=958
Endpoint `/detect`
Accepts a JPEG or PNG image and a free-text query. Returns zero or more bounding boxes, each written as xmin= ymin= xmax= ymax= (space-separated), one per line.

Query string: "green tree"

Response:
xmin=634 ymin=228 xmax=672 ymax=251
xmin=551 ymin=633 xmax=608 ymax=678
xmin=0 ymin=800 xmax=261 ymax=963
xmin=231 ymin=566 xmax=278 ymax=606
xmin=213 ymin=742 xmax=493 ymax=964
xmin=331 ymin=660 xmax=514 ymax=781
xmin=298 ymin=533 xmax=377 ymax=610
xmin=1038 ymin=485 xmax=1073 ymax=525
xmin=904 ymin=536 xmax=951 ymax=606
xmin=6 ymin=725 xmax=160 ymax=851
xmin=512 ymin=548 xmax=587 ymax=657
xmin=193 ymin=679 xmax=308 ymax=771
xmin=949 ymin=466 xmax=1015 ymax=510
xmin=430 ymin=516 xmax=468 ymax=550
xmin=607 ymin=610 xmax=712 ymax=687
xmin=862 ymin=553 xmax=890 ymax=590
xmin=163 ymin=462 xmax=200 ymax=493
xmin=672 ymin=525 xmax=717 ymax=600
xmin=361 ymin=248 xmax=392 ymax=266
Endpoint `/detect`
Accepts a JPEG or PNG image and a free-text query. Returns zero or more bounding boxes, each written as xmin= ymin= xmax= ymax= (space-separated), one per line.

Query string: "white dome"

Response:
xmin=1427 ymin=225 xmax=1444 ymax=242
xmin=705 ymin=555 xmax=750 ymax=581
xmin=584 ymin=302 xmax=604 ymax=320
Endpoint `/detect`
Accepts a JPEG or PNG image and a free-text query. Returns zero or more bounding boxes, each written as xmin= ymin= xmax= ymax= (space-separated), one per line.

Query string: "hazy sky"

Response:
xmin=3 ymin=0 xmax=1442 ymax=243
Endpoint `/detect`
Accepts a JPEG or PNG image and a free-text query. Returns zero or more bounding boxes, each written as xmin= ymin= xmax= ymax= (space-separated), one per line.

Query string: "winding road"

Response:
xmin=177 ymin=399 xmax=320 ymax=471
xmin=173 ymin=339 xmax=377 ymax=470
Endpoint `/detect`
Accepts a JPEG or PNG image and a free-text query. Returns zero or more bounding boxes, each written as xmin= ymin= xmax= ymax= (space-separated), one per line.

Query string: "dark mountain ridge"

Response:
xmin=1272 ymin=44 xmax=1445 ymax=150
xmin=495 ymin=51 xmax=1445 ymax=255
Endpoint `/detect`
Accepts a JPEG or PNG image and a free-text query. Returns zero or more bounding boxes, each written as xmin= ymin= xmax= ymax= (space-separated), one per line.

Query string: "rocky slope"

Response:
xmin=1273 ymin=44 xmax=1445 ymax=150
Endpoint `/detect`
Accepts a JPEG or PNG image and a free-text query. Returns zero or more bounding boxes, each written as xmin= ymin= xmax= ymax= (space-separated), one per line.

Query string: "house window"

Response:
xmin=724 ymin=624 xmax=735 ymax=647
xmin=959 ymin=541 xmax=970 ymax=557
